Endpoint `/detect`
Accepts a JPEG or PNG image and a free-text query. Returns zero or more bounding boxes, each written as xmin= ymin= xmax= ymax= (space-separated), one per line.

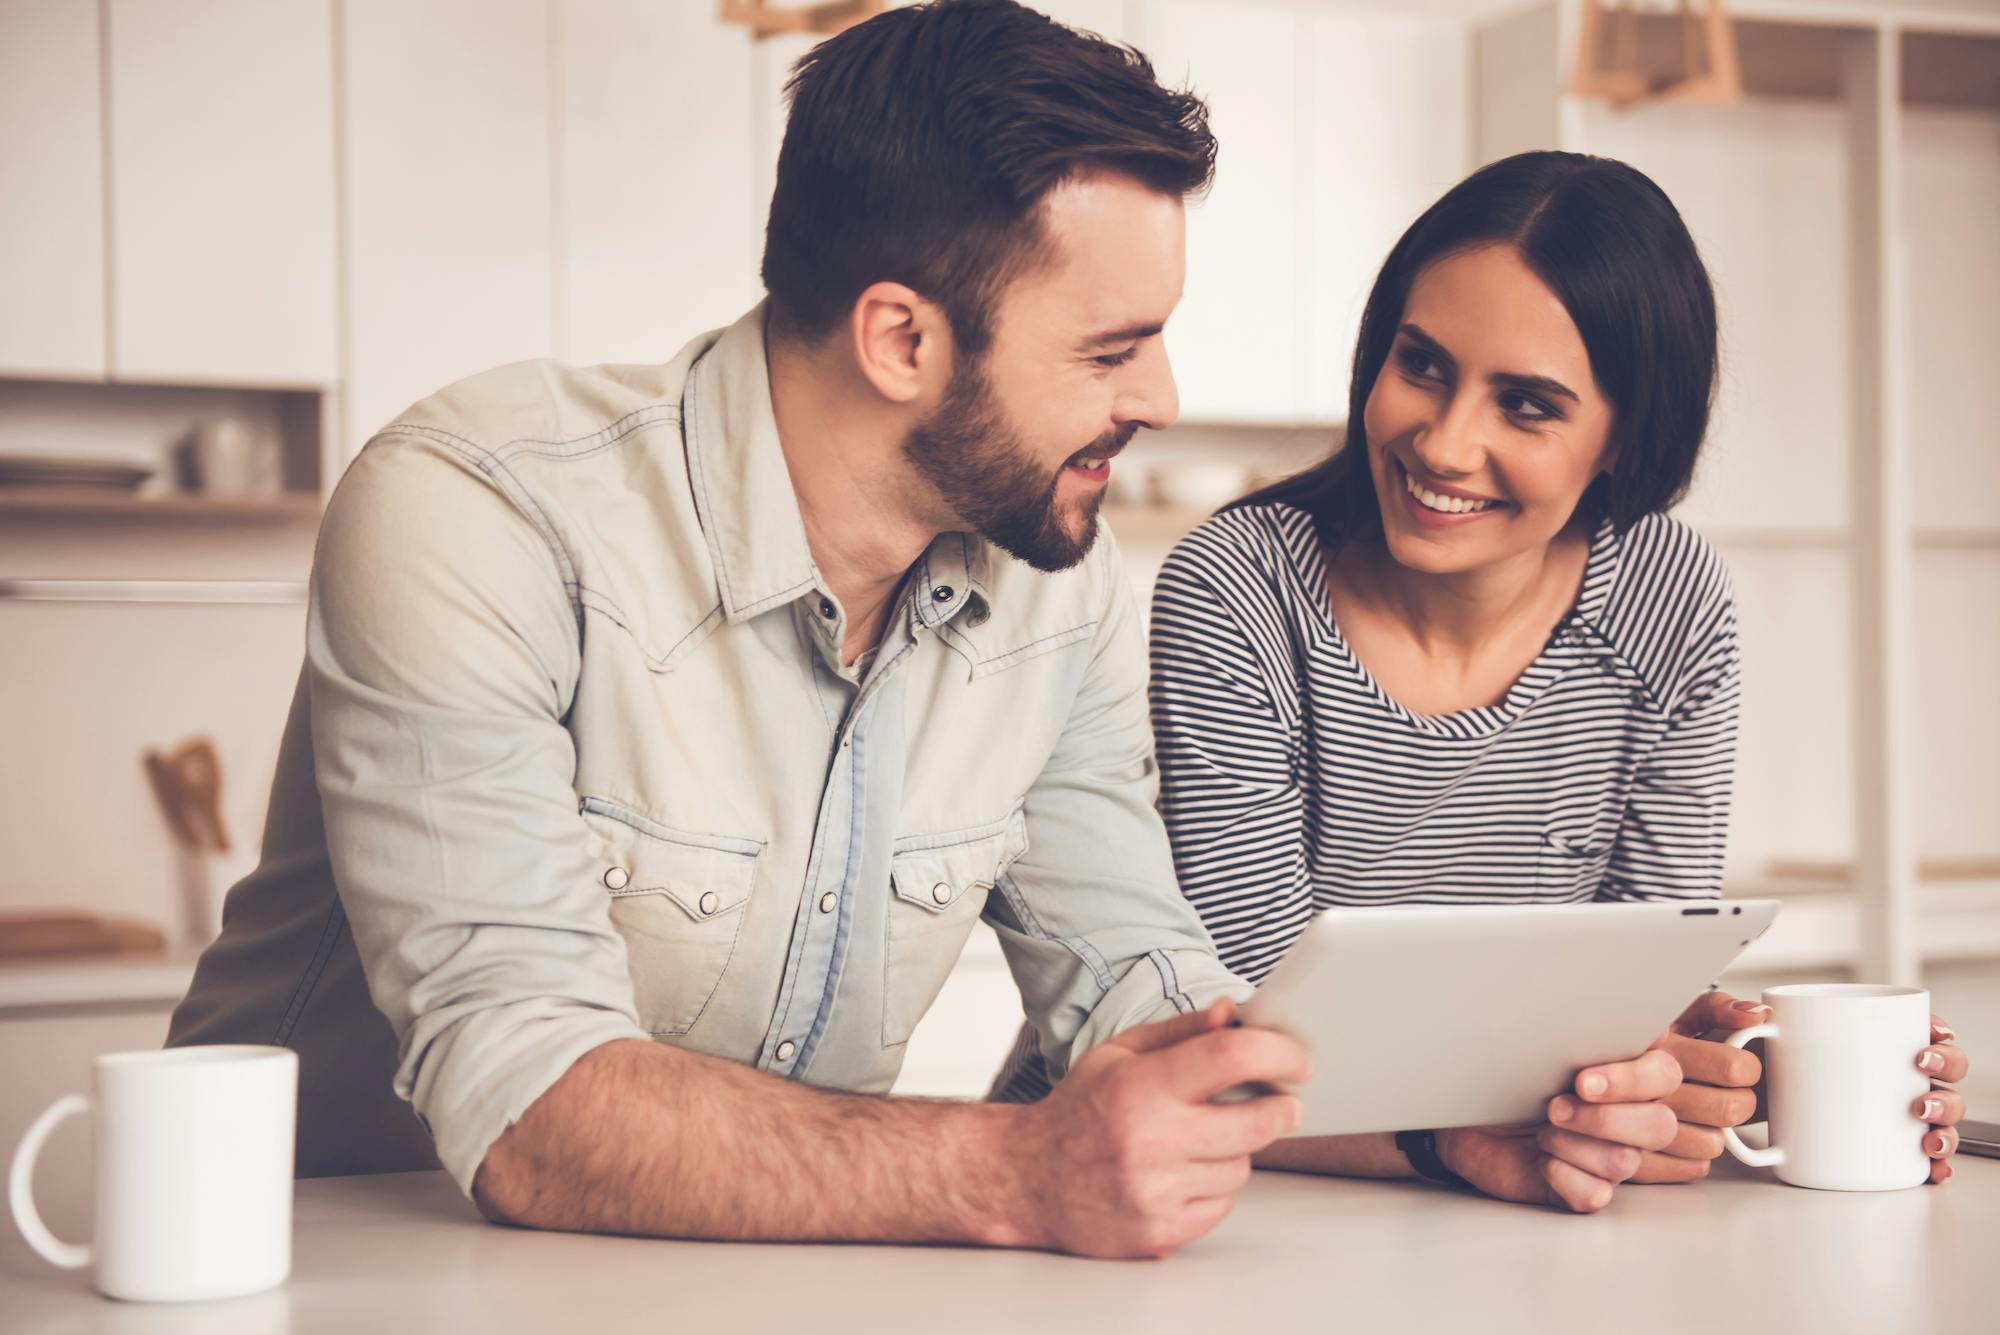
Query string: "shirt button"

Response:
xmin=818 ymin=597 xmax=835 ymax=619
xmin=776 ymin=1041 xmax=796 ymax=1063
xmin=931 ymin=882 xmax=952 ymax=906
xmin=602 ymin=866 xmax=630 ymax=891
xmin=932 ymin=585 xmax=954 ymax=603
xmin=818 ymin=891 xmax=837 ymax=914
xmin=698 ymin=890 xmax=719 ymax=915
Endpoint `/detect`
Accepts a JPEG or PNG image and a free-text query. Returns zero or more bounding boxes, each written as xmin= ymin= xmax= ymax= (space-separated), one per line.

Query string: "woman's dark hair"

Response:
xmin=762 ymin=0 xmax=1215 ymax=359
xmin=1238 ymin=150 xmax=1718 ymax=542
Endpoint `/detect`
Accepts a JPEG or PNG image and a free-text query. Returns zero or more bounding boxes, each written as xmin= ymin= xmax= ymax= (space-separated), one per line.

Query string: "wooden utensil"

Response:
xmin=143 ymin=737 xmax=231 ymax=853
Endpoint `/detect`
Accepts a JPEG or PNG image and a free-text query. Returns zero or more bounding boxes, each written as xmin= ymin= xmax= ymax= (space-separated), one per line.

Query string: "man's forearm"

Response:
xmin=1253 ymin=1133 xmax=1415 ymax=1179
xmin=472 ymin=1039 xmax=1038 ymax=1246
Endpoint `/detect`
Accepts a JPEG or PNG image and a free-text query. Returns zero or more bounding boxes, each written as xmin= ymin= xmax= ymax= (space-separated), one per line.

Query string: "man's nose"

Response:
xmin=1115 ymin=338 xmax=1179 ymax=432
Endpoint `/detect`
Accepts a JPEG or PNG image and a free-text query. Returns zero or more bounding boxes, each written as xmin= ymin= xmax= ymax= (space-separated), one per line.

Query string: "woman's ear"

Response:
xmin=847 ymin=282 xmax=949 ymax=405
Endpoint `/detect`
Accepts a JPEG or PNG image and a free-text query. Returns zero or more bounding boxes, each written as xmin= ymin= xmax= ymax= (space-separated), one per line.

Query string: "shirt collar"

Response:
xmin=682 ymin=301 xmax=995 ymax=631
xmin=683 ymin=303 xmax=820 ymax=623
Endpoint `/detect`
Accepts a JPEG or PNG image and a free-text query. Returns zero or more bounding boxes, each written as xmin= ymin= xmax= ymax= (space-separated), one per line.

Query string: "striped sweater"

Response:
xmin=993 ymin=502 xmax=1739 ymax=1101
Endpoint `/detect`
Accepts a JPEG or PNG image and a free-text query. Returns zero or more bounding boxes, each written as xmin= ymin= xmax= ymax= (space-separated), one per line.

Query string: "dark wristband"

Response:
xmin=1396 ymin=1129 xmax=1470 ymax=1189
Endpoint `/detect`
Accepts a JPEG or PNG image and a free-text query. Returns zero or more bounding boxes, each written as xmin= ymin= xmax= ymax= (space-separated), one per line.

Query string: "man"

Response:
xmin=170 ymin=0 xmax=1310 ymax=1259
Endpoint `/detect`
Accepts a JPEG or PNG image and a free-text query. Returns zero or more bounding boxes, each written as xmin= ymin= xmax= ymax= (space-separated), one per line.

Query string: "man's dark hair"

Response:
xmin=761 ymin=0 xmax=1215 ymax=358
xmin=1236 ymin=151 xmax=1720 ymax=538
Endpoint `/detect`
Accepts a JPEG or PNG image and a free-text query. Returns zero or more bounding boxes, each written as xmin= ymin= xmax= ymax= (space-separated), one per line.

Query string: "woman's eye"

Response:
xmin=1500 ymin=391 xmax=1559 ymax=423
xmin=1093 ymin=347 xmax=1138 ymax=369
xmin=1397 ymin=347 xmax=1441 ymax=380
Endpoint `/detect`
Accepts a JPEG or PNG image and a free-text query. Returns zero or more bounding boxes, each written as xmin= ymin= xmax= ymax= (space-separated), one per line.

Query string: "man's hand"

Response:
xmin=1438 ymin=1048 xmax=1682 ymax=1213
xmin=1015 ymin=999 xmax=1311 ymax=1259
xmin=1629 ymin=990 xmax=1768 ymax=1183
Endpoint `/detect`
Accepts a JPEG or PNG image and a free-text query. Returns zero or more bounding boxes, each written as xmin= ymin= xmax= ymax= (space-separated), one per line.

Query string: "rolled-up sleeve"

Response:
xmin=984 ymin=541 xmax=1254 ymax=1079
xmin=307 ymin=434 xmax=650 ymax=1194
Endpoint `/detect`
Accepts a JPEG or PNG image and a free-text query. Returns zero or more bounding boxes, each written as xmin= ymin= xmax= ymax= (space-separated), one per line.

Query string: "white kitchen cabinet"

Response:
xmin=106 ymin=0 xmax=337 ymax=387
xmin=1034 ymin=0 xmax=1137 ymax=43
xmin=1143 ymin=0 xmax=1303 ymax=425
xmin=556 ymin=1 xmax=763 ymax=365
xmin=0 ymin=0 xmax=106 ymax=379
xmin=341 ymin=0 xmax=554 ymax=456
xmin=1137 ymin=2 xmax=1467 ymax=426
xmin=1300 ymin=11 xmax=1468 ymax=422
xmin=751 ymin=27 xmax=821 ymax=277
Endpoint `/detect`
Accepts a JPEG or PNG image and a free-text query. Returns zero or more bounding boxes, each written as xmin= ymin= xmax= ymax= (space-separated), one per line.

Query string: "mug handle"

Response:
xmin=1719 ymin=1023 xmax=1784 ymax=1169
xmin=8 ymin=1094 xmax=94 ymax=1269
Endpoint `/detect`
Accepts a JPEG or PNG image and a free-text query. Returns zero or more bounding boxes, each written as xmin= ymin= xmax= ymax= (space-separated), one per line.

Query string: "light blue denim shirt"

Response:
xmin=169 ymin=303 xmax=1251 ymax=1194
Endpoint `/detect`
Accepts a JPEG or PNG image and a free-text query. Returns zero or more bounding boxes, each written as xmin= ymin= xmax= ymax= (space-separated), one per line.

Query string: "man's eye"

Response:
xmin=1093 ymin=347 xmax=1138 ymax=369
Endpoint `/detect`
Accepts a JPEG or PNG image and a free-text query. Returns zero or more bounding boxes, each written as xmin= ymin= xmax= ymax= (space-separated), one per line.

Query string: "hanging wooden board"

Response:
xmin=718 ymin=0 xmax=886 ymax=42
xmin=1571 ymin=0 xmax=1743 ymax=108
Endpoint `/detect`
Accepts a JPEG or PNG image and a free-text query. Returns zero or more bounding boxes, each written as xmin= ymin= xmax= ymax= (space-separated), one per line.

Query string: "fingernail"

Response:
xmin=1731 ymin=1000 xmax=1769 ymax=1014
xmin=1920 ymin=1050 xmax=1945 ymax=1073
xmin=1927 ymin=1133 xmax=1948 ymax=1157
xmin=1921 ymin=1097 xmax=1943 ymax=1120
xmin=1935 ymin=1024 xmax=1956 ymax=1042
xmin=1579 ymin=1072 xmax=1607 ymax=1098
xmin=1550 ymin=1096 xmax=1575 ymax=1124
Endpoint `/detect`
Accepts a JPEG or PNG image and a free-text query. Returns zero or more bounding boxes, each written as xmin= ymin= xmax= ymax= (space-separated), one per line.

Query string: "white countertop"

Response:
xmin=4 ymin=1156 xmax=1994 ymax=1334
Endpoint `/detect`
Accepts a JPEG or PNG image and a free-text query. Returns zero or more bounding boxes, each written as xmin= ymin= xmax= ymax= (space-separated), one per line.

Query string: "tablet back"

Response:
xmin=1238 ymin=900 xmax=1781 ymax=1136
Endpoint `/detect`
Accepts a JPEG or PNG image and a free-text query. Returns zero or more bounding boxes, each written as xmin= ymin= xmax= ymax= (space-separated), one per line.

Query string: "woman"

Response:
xmin=998 ymin=150 xmax=1970 ymax=1210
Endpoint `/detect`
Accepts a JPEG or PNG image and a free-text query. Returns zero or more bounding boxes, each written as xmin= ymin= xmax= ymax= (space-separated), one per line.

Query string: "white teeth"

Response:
xmin=1403 ymin=466 xmax=1494 ymax=514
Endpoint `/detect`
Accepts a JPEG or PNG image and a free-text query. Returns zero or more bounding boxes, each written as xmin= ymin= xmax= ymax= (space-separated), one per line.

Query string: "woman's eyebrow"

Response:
xmin=1490 ymin=371 xmax=1580 ymax=404
xmin=1401 ymin=322 xmax=1579 ymax=403
xmin=1399 ymin=322 xmax=1456 ymax=368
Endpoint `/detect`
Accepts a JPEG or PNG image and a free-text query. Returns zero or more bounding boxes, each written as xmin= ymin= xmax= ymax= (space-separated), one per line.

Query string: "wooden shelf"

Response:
xmin=0 ymin=487 xmax=320 ymax=522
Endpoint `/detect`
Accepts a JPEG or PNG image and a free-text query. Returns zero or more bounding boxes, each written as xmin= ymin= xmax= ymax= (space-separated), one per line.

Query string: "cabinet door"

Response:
xmin=1034 ymin=0 xmax=1137 ymax=44
xmin=0 ymin=0 xmax=106 ymax=378
xmin=342 ymin=0 xmax=553 ymax=456
xmin=1301 ymin=12 xmax=1468 ymax=423
xmin=106 ymin=0 xmax=337 ymax=385
xmin=557 ymin=1 xmax=762 ymax=366
xmin=1142 ymin=1 xmax=1305 ymax=425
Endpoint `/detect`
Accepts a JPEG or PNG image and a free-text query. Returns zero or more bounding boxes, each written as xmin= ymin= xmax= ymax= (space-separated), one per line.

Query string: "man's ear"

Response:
xmin=848 ymin=282 xmax=948 ymax=404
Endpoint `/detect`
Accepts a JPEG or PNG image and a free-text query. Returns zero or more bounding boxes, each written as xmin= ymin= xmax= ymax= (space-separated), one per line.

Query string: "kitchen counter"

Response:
xmin=4 ymin=1155 xmax=1994 ymax=1333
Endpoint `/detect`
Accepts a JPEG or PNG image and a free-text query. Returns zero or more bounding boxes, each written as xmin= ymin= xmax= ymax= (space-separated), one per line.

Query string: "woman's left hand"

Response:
xmin=1918 ymin=1015 xmax=1970 ymax=1185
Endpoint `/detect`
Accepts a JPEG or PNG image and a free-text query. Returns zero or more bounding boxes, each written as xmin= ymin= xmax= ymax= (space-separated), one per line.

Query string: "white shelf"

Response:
xmin=1730 ymin=881 xmax=2000 ymax=972
xmin=0 ymin=953 xmax=196 ymax=1015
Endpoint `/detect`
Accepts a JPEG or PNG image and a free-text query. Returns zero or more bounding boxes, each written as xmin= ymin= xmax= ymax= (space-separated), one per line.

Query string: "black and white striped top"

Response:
xmin=993 ymin=501 xmax=1739 ymax=1102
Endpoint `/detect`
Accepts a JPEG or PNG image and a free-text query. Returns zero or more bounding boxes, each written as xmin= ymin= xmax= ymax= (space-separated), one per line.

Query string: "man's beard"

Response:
xmin=901 ymin=360 xmax=1134 ymax=574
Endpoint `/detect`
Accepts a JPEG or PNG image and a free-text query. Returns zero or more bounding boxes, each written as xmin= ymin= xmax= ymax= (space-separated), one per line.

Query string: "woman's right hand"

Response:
xmin=1437 ymin=1047 xmax=1682 ymax=1212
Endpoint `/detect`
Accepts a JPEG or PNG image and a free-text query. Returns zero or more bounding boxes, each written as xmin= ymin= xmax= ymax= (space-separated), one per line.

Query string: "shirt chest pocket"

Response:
xmin=585 ymin=801 xmax=764 ymax=1038
xmin=882 ymin=811 xmax=1029 ymax=1049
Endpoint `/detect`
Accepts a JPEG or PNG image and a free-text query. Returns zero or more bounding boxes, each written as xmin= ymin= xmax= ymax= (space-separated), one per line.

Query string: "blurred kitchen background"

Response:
xmin=3 ymin=0 xmax=1996 ymax=1161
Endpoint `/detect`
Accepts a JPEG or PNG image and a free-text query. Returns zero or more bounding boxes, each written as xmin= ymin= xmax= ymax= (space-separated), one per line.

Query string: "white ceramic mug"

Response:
xmin=1720 ymin=984 xmax=1932 ymax=1191
xmin=9 ymin=1045 xmax=297 ymax=1302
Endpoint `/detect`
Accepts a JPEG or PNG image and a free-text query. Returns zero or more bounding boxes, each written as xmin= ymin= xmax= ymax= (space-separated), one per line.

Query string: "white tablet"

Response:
xmin=1236 ymin=899 xmax=1782 ymax=1136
